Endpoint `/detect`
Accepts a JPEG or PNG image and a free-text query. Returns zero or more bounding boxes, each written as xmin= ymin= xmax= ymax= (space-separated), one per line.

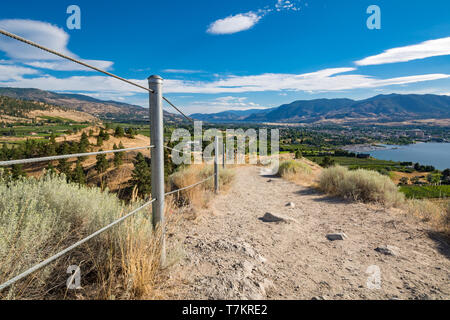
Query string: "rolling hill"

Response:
xmin=0 ymin=87 xmax=186 ymax=124
xmin=191 ymin=94 xmax=450 ymax=124
xmin=0 ymin=95 xmax=97 ymax=124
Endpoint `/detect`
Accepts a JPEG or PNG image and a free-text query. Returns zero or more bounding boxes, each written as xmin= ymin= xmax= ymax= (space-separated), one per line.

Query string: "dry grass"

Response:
xmin=445 ymin=201 xmax=450 ymax=238
xmin=318 ymin=165 xmax=405 ymax=207
xmin=169 ymin=164 xmax=235 ymax=209
xmin=404 ymin=199 xmax=450 ymax=238
xmin=0 ymin=172 xmax=162 ymax=300
xmin=317 ymin=165 xmax=450 ymax=239
xmin=277 ymin=160 xmax=317 ymax=186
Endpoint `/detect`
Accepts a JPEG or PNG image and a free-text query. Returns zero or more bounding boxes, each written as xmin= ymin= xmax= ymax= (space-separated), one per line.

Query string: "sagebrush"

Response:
xmin=0 ymin=172 xmax=159 ymax=300
xmin=318 ymin=165 xmax=405 ymax=206
xmin=277 ymin=159 xmax=316 ymax=186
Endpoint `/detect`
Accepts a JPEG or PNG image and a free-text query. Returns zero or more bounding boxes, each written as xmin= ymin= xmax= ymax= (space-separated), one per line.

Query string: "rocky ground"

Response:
xmin=165 ymin=166 xmax=449 ymax=300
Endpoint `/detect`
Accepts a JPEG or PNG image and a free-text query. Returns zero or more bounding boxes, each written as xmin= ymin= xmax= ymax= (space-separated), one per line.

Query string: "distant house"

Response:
xmin=408 ymin=129 xmax=425 ymax=138
xmin=357 ymin=153 xmax=370 ymax=159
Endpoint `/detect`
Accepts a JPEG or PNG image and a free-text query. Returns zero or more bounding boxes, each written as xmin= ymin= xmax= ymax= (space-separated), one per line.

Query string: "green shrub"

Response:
xmin=320 ymin=156 xmax=335 ymax=168
xmin=318 ymin=165 xmax=404 ymax=207
xmin=316 ymin=165 xmax=347 ymax=195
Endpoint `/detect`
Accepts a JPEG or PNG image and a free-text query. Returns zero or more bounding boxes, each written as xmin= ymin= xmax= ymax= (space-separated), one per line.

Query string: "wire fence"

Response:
xmin=0 ymin=27 xmax=221 ymax=293
xmin=0 ymin=146 xmax=154 ymax=166
xmin=0 ymin=142 xmax=216 ymax=292
xmin=0 ymin=142 xmax=215 ymax=291
xmin=165 ymin=176 xmax=214 ymax=196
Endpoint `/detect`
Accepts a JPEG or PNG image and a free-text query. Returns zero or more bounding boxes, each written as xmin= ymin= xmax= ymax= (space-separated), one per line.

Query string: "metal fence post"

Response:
xmin=148 ymin=75 xmax=165 ymax=266
xmin=214 ymin=136 xmax=219 ymax=194
xmin=222 ymin=142 xmax=225 ymax=169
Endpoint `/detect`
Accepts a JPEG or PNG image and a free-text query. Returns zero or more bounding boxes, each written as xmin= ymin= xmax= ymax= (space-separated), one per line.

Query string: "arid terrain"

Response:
xmin=165 ymin=166 xmax=449 ymax=300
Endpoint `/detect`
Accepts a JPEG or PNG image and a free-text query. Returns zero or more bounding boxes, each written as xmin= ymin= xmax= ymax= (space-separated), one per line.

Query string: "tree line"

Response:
xmin=0 ymin=125 xmax=179 ymax=199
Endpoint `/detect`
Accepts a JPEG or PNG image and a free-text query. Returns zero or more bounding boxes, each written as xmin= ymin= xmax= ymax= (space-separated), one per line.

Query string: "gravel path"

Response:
xmin=168 ymin=166 xmax=449 ymax=300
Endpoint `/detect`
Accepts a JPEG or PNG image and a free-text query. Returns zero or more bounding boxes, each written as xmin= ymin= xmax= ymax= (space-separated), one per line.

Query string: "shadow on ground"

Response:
xmin=294 ymin=188 xmax=350 ymax=205
xmin=427 ymin=231 xmax=450 ymax=260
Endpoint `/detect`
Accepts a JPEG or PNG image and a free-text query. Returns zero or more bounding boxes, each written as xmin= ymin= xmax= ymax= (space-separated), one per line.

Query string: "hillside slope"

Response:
xmin=0 ymin=87 xmax=185 ymax=123
xmin=166 ymin=166 xmax=449 ymax=300
xmin=0 ymin=95 xmax=97 ymax=123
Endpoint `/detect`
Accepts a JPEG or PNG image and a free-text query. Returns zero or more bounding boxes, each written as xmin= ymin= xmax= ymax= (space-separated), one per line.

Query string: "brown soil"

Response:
xmin=165 ymin=166 xmax=450 ymax=300
xmin=391 ymin=171 xmax=428 ymax=185
xmin=29 ymin=108 xmax=96 ymax=123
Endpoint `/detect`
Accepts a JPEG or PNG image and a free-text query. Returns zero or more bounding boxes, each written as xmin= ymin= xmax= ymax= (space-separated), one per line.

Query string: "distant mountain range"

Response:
xmin=2 ymin=88 xmax=449 ymax=125
xmin=191 ymin=94 xmax=450 ymax=124
xmin=191 ymin=108 xmax=276 ymax=122
xmin=0 ymin=87 xmax=186 ymax=124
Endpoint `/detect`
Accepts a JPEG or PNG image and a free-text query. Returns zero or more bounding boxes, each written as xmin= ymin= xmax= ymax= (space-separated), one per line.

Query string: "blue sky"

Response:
xmin=0 ymin=0 xmax=449 ymax=114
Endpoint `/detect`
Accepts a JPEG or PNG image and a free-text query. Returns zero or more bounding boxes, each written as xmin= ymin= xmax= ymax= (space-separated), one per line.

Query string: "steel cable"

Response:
xmin=165 ymin=176 xmax=214 ymax=196
xmin=0 ymin=199 xmax=156 ymax=291
xmin=0 ymin=146 xmax=154 ymax=166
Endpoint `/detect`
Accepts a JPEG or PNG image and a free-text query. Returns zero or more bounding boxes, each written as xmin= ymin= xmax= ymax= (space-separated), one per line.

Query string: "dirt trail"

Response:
xmin=167 ymin=166 xmax=449 ymax=300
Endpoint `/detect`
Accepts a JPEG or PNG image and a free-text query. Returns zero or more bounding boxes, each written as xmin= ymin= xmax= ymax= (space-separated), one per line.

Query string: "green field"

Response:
xmin=399 ymin=185 xmax=450 ymax=199
xmin=0 ymin=124 xmax=89 ymax=138
xmin=305 ymin=155 xmax=406 ymax=171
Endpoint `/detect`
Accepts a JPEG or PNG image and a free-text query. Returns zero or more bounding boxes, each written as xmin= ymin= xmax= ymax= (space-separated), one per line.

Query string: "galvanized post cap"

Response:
xmin=148 ymin=75 xmax=163 ymax=82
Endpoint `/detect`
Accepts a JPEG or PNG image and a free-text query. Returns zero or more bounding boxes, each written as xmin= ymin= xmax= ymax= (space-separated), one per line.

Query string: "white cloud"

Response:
xmin=162 ymin=68 xmax=449 ymax=94
xmin=275 ymin=0 xmax=301 ymax=12
xmin=1 ymin=66 xmax=448 ymax=97
xmin=207 ymin=12 xmax=263 ymax=35
xmin=0 ymin=19 xmax=71 ymax=60
xmin=0 ymin=63 xmax=38 ymax=81
xmin=187 ymin=96 xmax=268 ymax=114
xmin=0 ymin=74 xmax=144 ymax=94
xmin=24 ymin=60 xmax=114 ymax=72
xmin=355 ymin=37 xmax=450 ymax=66
xmin=0 ymin=19 xmax=114 ymax=71
xmin=206 ymin=1 xmax=303 ymax=35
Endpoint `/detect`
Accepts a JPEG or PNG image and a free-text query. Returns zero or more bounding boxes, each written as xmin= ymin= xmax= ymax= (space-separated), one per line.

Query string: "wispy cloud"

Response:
xmin=275 ymin=0 xmax=301 ymax=12
xmin=162 ymin=68 xmax=449 ymax=94
xmin=355 ymin=37 xmax=450 ymax=66
xmin=24 ymin=60 xmax=113 ymax=72
xmin=0 ymin=19 xmax=114 ymax=71
xmin=1 ymin=66 xmax=448 ymax=96
xmin=187 ymin=96 xmax=267 ymax=114
xmin=0 ymin=64 xmax=38 ymax=81
xmin=207 ymin=0 xmax=302 ymax=35
xmin=163 ymin=69 xmax=204 ymax=74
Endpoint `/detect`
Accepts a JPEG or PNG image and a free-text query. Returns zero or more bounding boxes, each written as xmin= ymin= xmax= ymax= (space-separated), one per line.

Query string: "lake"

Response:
xmin=368 ymin=143 xmax=450 ymax=170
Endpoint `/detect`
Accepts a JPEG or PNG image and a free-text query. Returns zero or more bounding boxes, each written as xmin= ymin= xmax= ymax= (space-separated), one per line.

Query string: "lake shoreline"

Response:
xmin=342 ymin=142 xmax=450 ymax=170
xmin=342 ymin=143 xmax=390 ymax=153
